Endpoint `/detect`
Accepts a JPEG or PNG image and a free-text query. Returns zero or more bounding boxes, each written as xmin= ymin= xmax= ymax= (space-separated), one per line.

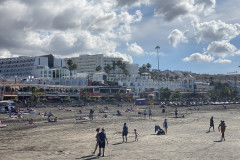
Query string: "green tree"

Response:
xmin=171 ymin=91 xmax=182 ymax=100
xmin=146 ymin=63 xmax=151 ymax=70
xmin=160 ymin=88 xmax=171 ymax=101
xmin=96 ymin=65 xmax=102 ymax=72
xmin=104 ymin=64 xmax=112 ymax=74
xmin=67 ymin=59 xmax=77 ymax=77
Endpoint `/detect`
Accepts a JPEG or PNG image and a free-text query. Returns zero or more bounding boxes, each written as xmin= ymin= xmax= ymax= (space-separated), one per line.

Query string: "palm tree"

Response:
xmin=146 ymin=63 xmax=151 ymax=72
xmin=67 ymin=59 xmax=77 ymax=77
xmin=104 ymin=64 xmax=112 ymax=74
xmin=96 ymin=65 xmax=102 ymax=72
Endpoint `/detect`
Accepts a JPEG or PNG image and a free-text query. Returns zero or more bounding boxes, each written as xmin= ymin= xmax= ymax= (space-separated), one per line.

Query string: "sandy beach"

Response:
xmin=0 ymin=104 xmax=240 ymax=160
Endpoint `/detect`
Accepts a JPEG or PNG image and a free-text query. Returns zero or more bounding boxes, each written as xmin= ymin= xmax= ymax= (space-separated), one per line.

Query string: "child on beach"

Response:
xmin=134 ymin=129 xmax=139 ymax=141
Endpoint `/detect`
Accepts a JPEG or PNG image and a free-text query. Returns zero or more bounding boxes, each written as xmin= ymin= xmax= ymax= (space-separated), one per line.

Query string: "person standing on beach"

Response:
xmin=134 ymin=129 xmax=139 ymax=141
xmin=144 ymin=109 xmax=147 ymax=119
xmin=163 ymin=119 xmax=168 ymax=134
xmin=209 ymin=116 xmax=214 ymax=132
xmin=218 ymin=121 xmax=226 ymax=141
xmin=122 ymin=123 xmax=128 ymax=142
xmin=98 ymin=128 xmax=108 ymax=157
xmin=148 ymin=107 xmax=152 ymax=119
xmin=175 ymin=108 xmax=178 ymax=118
xmin=92 ymin=128 xmax=100 ymax=154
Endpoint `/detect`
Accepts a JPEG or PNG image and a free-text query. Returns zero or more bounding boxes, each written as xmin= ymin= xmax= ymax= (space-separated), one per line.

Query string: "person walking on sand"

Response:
xmin=218 ymin=120 xmax=226 ymax=141
xmin=163 ymin=119 xmax=168 ymax=134
xmin=143 ymin=109 xmax=147 ymax=119
xmin=175 ymin=108 xmax=178 ymax=118
xmin=98 ymin=128 xmax=108 ymax=157
xmin=209 ymin=116 xmax=214 ymax=132
xmin=148 ymin=107 xmax=152 ymax=119
xmin=122 ymin=123 xmax=128 ymax=142
xmin=92 ymin=128 xmax=100 ymax=154
xmin=134 ymin=129 xmax=139 ymax=141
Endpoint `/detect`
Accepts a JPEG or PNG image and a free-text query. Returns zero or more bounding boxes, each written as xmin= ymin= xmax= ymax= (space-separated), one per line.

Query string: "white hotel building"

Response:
xmin=0 ymin=54 xmax=76 ymax=80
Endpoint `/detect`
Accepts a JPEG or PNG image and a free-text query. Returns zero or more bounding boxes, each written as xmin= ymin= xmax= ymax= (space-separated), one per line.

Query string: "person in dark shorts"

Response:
xmin=148 ymin=108 xmax=152 ymax=119
xmin=175 ymin=108 xmax=178 ymax=118
xmin=92 ymin=128 xmax=100 ymax=154
xmin=218 ymin=120 xmax=226 ymax=141
xmin=209 ymin=116 xmax=214 ymax=132
xmin=122 ymin=123 xmax=128 ymax=142
xmin=98 ymin=128 xmax=108 ymax=157
xmin=163 ymin=119 xmax=168 ymax=134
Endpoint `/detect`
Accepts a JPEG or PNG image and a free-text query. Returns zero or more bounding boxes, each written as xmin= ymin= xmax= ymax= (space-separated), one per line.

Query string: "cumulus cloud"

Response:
xmin=168 ymin=29 xmax=187 ymax=47
xmin=183 ymin=53 xmax=214 ymax=62
xmin=194 ymin=0 xmax=216 ymax=14
xmin=0 ymin=49 xmax=13 ymax=58
xmin=116 ymin=0 xmax=149 ymax=7
xmin=207 ymin=41 xmax=237 ymax=58
xmin=154 ymin=0 xmax=193 ymax=21
xmin=0 ymin=0 xmax=141 ymax=61
xmin=127 ymin=42 xmax=144 ymax=55
xmin=213 ymin=58 xmax=231 ymax=64
xmin=192 ymin=20 xmax=240 ymax=43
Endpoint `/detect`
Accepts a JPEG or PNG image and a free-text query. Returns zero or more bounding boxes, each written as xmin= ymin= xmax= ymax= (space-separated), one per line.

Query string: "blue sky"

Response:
xmin=0 ymin=0 xmax=240 ymax=74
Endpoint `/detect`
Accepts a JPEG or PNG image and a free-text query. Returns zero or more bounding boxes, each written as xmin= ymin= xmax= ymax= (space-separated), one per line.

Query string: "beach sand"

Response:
xmin=0 ymin=104 xmax=240 ymax=160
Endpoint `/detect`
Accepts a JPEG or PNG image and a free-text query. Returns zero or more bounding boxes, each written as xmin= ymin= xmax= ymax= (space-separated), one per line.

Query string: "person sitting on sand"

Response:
xmin=29 ymin=118 xmax=34 ymax=124
xmin=93 ymin=128 xmax=100 ymax=154
xmin=117 ymin=110 xmax=122 ymax=116
xmin=54 ymin=117 xmax=58 ymax=122
xmin=103 ymin=114 xmax=107 ymax=118
xmin=155 ymin=125 xmax=160 ymax=133
xmin=134 ymin=129 xmax=139 ymax=141
xmin=122 ymin=123 xmax=128 ymax=143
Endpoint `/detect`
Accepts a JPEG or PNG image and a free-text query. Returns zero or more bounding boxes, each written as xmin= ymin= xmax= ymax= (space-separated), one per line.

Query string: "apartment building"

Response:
xmin=66 ymin=54 xmax=123 ymax=74
xmin=0 ymin=54 xmax=75 ymax=80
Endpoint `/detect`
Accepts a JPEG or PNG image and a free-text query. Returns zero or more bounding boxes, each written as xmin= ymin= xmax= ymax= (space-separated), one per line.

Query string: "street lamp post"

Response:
xmin=155 ymin=46 xmax=160 ymax=104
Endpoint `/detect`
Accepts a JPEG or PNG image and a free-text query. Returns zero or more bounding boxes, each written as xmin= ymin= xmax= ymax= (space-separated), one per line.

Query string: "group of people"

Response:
xmin=155 ymin=119 xmax=168 ymax=135
xmin=208 ymin=116 xmax=227 ymax=141
xmin=143 ymin=108 xmax=152 ymax=119
xmin=92 ymin=128 xmax=108 ymax=157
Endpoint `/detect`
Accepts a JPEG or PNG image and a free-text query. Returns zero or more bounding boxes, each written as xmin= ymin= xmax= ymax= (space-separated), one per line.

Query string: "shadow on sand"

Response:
xmin=214 ymin=140 xmax=222 ymax=142
xmin=112 ymin=140 xmax=135 ymax=145
xmin=206 ymin=130 xmax=210 ymax=133
xmin=76 ymin=154 xmax=98 ymax=160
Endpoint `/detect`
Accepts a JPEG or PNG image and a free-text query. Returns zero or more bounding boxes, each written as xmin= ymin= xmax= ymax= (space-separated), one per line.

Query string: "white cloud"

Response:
xmin=194 ymin=0 xmax=216 ymax=14
xmin=0 ymin=49 xmax=13 ymax=58
xmin=105 ymin=52 xmax=133 ymax=64
xmin=192 ymin=20 xmax=240 ymax=42
xmin=0 ymin=0 xmax=142 ymax=61
xmin=127 ymin=42 xmax=144 ymax=55
xmin=207 ymin=41 xmax=237 ymax=58
xmin=168 ymin=29 xmax=187 ymax=47
xmin=154 ymin=0 xmax=194 ymax=21
xmin=213 ymin=58 xmax=231 ymax=63
xmin=115 ymin=0 xmax=150 ymax=7
xmin=183 ymin=53 xmax=214 ymax=62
